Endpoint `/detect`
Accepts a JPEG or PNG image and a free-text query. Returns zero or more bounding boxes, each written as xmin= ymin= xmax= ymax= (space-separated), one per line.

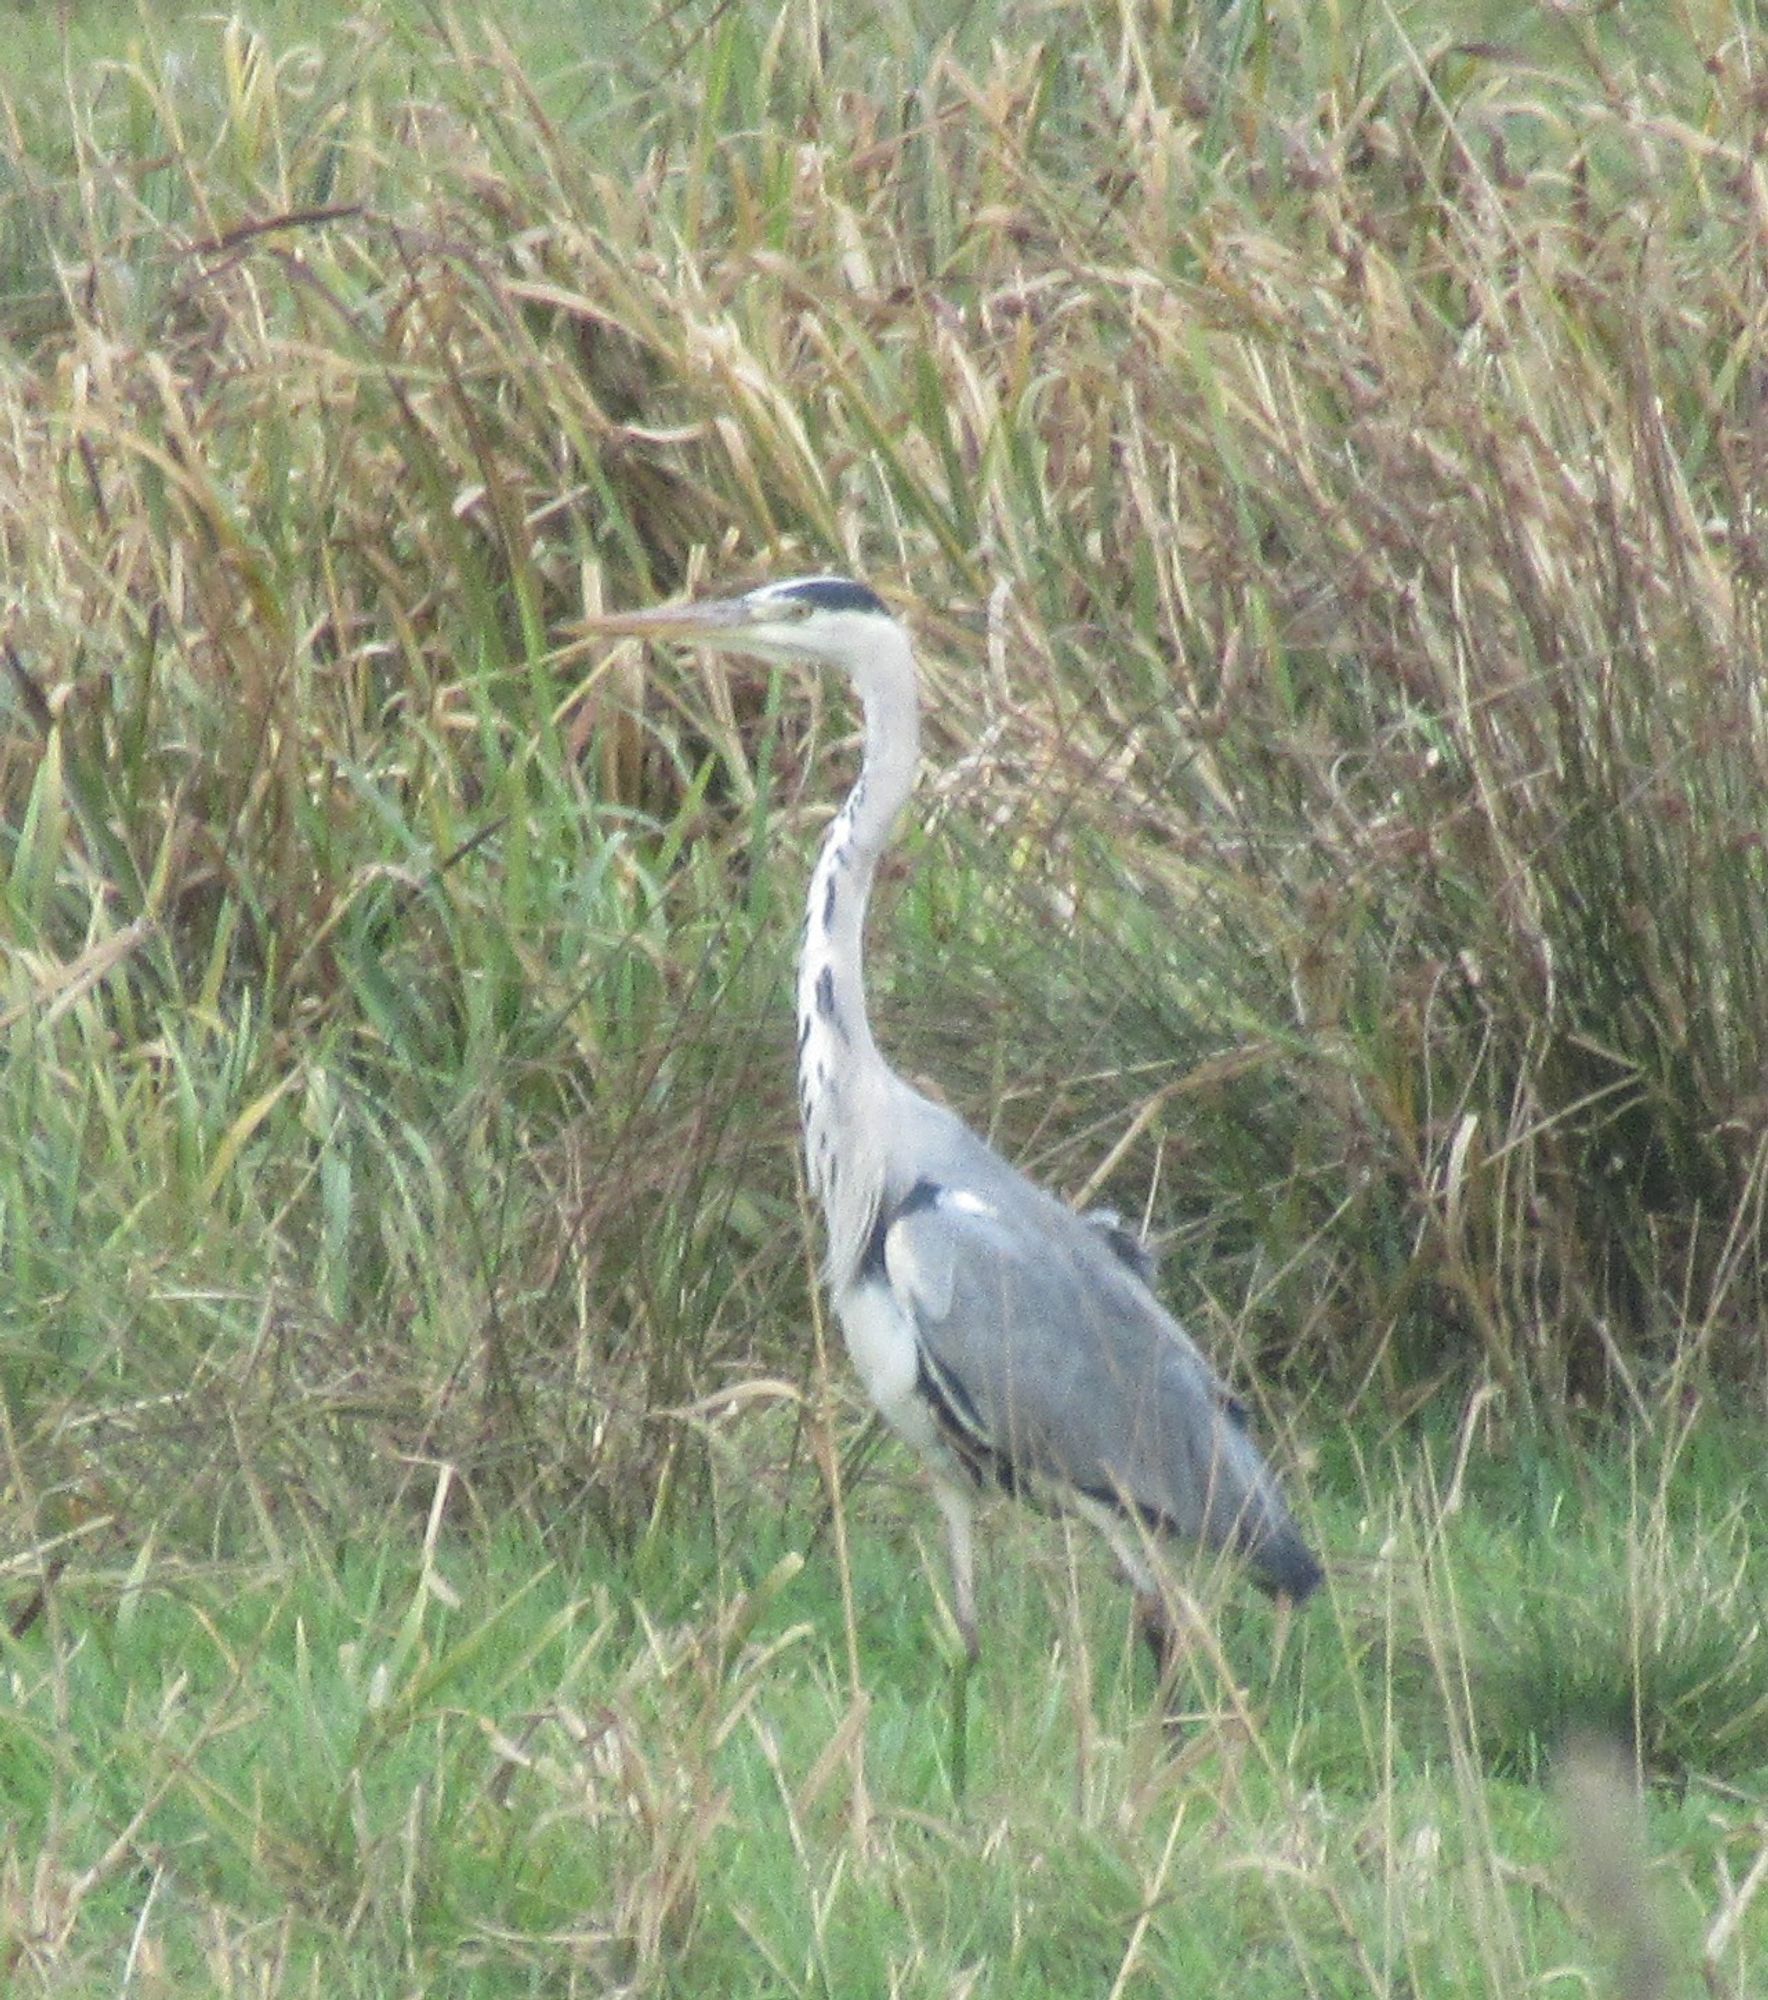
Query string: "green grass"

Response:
xmin=5 ymin=1426 xmax=1765 ymax=1995
xmin=3 ymin=0 xmax=1768 ymax=1991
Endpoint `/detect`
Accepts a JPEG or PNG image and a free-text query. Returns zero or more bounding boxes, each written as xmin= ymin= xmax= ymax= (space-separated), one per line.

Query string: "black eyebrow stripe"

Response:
xmin=773 ymin=578 xmax=886 ymax=615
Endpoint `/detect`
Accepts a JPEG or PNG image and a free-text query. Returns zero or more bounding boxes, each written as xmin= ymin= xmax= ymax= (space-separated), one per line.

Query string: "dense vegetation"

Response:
xmin=1 ymin=2 xmax=1764 ymax=1992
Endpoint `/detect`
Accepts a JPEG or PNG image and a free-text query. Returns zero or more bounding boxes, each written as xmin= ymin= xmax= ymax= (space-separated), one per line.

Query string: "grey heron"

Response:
xmin=583 ymin=575 xmax=1322 ymax=1673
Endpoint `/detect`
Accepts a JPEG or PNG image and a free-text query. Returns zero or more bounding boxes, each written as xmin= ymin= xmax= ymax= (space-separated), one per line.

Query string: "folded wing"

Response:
xmin=878 ymin=1178 xmax=1321 ymax=1601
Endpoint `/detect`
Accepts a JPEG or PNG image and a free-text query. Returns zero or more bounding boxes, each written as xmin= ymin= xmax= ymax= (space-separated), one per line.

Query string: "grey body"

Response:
xmin=583 ymin=574 xmax=1321 ymax=1660
xmin=835 ymin=1075 xmax=1322 ymax=1611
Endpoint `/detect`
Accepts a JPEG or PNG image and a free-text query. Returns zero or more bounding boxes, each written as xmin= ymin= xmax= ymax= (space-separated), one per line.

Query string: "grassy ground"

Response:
xmin=3 ymin=0 xmax=1768 ymax=1992
xmin=6 ymin=1420 xmax=1768 ymax=1994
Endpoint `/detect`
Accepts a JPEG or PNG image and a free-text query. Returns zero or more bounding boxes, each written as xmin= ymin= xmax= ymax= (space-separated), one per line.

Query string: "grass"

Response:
xmin=3 ymin=1377 xmax=1765 ymax=1991
xmin=2 ymin=0 xmax=1768 ymax=1991
xmin=4 ymin=1427 xmax=1766 ymax=1993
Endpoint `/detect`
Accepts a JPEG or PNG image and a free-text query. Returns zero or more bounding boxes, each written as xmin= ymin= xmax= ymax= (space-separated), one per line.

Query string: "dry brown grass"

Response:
xmin=2 ymin=7 xmax=1766 ymax=1529
xmin=1 ymin=14 xmax=1767 ymax=1987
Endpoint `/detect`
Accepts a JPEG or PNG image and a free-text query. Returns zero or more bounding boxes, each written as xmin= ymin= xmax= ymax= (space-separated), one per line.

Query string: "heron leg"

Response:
xmin=929 ymin=1478 xmax=980 ymax=1797
xmin=933 ymin=1478 xmax=981 ymax=1664
xmin=1071 ymin=1494 xmax=1191 ymax=1699
xmin=1135 ymin=1590 xmax=1188 ymax=1684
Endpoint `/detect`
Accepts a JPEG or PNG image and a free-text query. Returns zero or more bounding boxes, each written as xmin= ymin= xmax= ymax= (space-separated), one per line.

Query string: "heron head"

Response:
xmin=579 ymin=575 xmax=908 ymax=684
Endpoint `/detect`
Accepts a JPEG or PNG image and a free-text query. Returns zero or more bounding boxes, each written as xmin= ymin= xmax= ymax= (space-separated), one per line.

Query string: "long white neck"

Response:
xmin=796 ymin=636 xmax=921 ymax=1286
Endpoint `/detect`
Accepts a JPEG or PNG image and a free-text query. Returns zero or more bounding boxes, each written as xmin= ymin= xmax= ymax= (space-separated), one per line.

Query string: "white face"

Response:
xmin=729 ymin=595 xmax=897 ymax=671
xmin=582 ymin=576 xmax=902 ymax=680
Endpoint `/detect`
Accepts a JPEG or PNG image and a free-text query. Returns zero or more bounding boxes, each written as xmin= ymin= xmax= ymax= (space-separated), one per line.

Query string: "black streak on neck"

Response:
xmin=813 ymin=963 xmax=846 ymax=1041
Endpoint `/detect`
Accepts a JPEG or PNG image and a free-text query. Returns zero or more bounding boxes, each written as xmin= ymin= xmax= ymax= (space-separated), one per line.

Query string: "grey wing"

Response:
xmin=880 ymin=1181 xmax=1320 ymax=1600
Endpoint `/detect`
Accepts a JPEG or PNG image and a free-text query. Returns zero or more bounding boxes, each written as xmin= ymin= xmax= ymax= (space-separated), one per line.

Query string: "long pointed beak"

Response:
xmin=576 ymin=596 xmax=757 ymax=644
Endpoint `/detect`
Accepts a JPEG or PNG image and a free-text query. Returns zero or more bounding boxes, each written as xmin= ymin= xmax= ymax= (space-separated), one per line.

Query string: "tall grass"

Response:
xmin=5 ymin=5 xmax=1763 ymax=1464
xmin=0 ymin=0 xmax=1763 ymax=1585
xmin=2 ymin=2 xmax=1767 ymax=1993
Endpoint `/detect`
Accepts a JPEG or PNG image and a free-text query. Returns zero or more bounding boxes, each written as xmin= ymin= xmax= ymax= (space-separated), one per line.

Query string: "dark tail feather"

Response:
xmin=1247 ymin=1519 xmax=1324 ymax=1604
